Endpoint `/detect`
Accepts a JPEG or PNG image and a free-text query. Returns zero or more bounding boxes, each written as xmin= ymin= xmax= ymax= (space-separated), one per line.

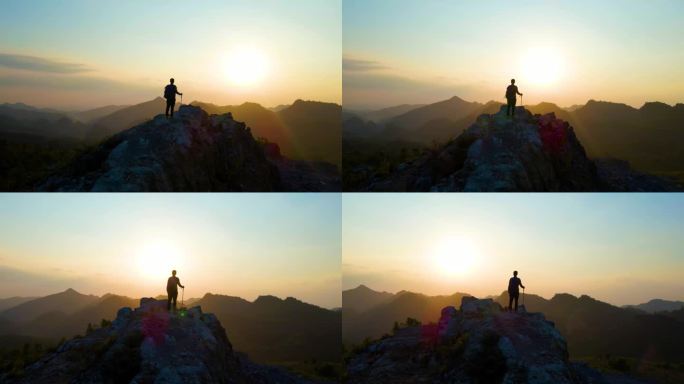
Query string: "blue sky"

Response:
xmin=0 ymin=194 xmax=341 ymax=308
xmin=344 ymin=0 xmax=684 ymax=109
xmin=0 ymin=0 xmax=341 ymax=109
xmin=343 ymin=194 xmax=684 ymax=305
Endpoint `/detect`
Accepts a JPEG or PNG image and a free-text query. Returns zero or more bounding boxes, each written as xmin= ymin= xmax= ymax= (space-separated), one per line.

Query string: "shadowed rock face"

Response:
xmin=37 ymin=105 xmax=341 ymax=192
xmin=6 ymin=298 xmax=314 ymax=384
xmin=346 ymin=297 xmax=607 ymax=384
xmin=364 ymin=106 xmax=681 ymax=192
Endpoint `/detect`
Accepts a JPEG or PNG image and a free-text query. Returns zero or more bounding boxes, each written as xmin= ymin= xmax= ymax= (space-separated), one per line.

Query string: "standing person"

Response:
xmin=507 ymin=270 xmax=525 ymax=312
xmin=164 ymin=78 xmax=183 ymax=118
xmin=505 ymin=79 xmax=523 ymax=117
xmin=166 ymin=269 xmax=185 ymax=311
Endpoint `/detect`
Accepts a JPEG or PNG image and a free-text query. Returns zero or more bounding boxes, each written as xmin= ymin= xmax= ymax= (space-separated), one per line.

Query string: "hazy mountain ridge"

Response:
xmin=623 ymin=299 xmax=684 ymax=313
xmin=343 ymin=285 xmax=684 ymax=362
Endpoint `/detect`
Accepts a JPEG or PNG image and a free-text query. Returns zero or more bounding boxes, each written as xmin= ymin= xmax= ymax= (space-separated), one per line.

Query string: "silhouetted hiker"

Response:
xmin=505 ymin=79 xmax=523 ymax=117
xmin=164 ymin=78 xmax=183 ymax=118
xmin=166 ymin=269 xmax=185 ymax=311
xmin=507 ymin=270 xmax=525 ymax=312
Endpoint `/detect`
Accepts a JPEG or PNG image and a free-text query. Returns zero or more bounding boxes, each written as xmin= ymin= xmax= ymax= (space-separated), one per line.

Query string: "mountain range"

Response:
xmin=342 ymin=285 xmax=684 ymax=362
xmin=0 ymin=288 xmax=340 ymax=365
xmin=344 ymin=96 xmax=684 ymax=184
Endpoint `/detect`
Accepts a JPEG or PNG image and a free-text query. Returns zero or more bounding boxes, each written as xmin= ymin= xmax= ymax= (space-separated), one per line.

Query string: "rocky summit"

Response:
xmin=346 ymin=297 xmax=607 ymax=384
xmin=365 ymin=106 xmax=680 ymax=192
xmin=38 ymin=105 xmax=339 ymax=192
xmin=6 ymin=298 xmax=314 ymax=384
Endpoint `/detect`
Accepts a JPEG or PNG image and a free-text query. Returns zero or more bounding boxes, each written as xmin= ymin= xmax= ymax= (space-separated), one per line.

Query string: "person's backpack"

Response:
xmin=505 ymin=85 xmax=516 ymax=99
xmin=164 ymin=85 xmax=174 ymax=99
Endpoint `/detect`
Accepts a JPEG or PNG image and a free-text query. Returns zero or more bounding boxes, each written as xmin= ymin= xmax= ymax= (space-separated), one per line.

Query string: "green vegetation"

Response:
xmin=579 ymin=356 xmax=684 ymax=384
xmin=0 ymin=134 xmax=88 ymax=190
xmin=0 ymin=318 xmax=115 ymax=379
xmin=343 ymin=138 xmax=426 ymax=190
xmin=274 ymin=360 xmax=341 ymax=382
xmin=0 ymin=341 xmax=60 ymax=378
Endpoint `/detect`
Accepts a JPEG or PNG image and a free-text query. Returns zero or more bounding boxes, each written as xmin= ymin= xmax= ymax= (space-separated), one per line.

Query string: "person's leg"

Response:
xmin=507 ymin=101 xmax=511 ymax=116
xmin=172 ymin=292 xmax=178 ymax=311
xmin=169 ymin=100 xmax=175 ymax=118
xmin=514 ymin=293 xmax=519 ymax=311
xmin=167 ymin=292 xmax=172 ymax=310
xmin=512 ymin=100 xmax=517 ymax=117
xmin=508 ymin=292 xmax=513 ymax=311
xmin=165 ymin=101 xmax=171 ymax=117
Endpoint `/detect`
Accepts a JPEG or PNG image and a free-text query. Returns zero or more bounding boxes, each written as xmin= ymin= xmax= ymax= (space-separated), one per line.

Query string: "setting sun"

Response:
xmin=134 ymin=241 xmax=185 ymax=282
xmin=223 ymin=46 xmax=270 ymax=87
xmin=519 ymin=47 xmax=566 ymax=86
xmin=430 ymin=237 xmax=479 ymax=278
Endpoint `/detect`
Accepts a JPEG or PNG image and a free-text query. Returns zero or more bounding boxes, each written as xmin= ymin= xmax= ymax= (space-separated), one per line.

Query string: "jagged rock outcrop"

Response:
xmin=346 ymin=297 xmax=607 ymax=384
xmin=5 ymin=298 xmax=314 ymax=384
xmin=365 ymin=106 xmax=681 ymax=192
xmin=38 ymin=105 xmax=339 ymax=192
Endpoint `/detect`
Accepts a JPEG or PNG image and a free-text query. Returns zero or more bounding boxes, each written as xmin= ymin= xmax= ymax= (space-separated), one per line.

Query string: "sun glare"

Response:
xmin=223 ymin=46 xmax=269 ymax=87
xmin=431 ymin=237 xmax=479 ymax=279
xmin=519 ymin=47 xmax=566 ymax=86
xmin=134 ymin=241 xmax=184 ymax=282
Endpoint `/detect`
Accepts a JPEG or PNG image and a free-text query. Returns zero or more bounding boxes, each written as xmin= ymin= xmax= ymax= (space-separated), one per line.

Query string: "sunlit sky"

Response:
xmin=0 ymin=0 xmax=341 ymax=110
xmin=344 ymin=0 xmax=684 ymax=109
xmin=0 ymin=194 xmax=341 ymax=308
xmin=343 ymin=194 xmax=684 ymax=306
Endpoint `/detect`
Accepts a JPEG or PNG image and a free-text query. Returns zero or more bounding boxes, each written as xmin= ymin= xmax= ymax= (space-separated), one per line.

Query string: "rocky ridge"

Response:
xmin=4 ymin=298 xmax=315 ymax=384
xmin=364 ymin=106 xmax=680 ymax=192
xmin=346 ymin=297 xmax=608 ymax=384
xmin=39 ymin=105 xmax=339 ymax=192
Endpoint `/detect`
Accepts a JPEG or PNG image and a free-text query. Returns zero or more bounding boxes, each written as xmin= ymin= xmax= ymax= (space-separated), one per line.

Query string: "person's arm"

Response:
xmin=178 ymin=279 xmax=185 ymax=289
xmin=520 ymin=280 xmax=525 ymax=289
xmin=517 ymin=87 xmax=523 ymax=96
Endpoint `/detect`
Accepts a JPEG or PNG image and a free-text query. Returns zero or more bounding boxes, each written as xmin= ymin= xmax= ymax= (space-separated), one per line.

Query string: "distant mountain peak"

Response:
xmin=254 ymin=294 xmax=283 ymax=304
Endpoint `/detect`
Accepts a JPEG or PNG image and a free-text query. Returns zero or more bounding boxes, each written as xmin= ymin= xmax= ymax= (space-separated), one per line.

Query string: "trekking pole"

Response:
xmin=181 ymin=287 xmax=184 ymax=307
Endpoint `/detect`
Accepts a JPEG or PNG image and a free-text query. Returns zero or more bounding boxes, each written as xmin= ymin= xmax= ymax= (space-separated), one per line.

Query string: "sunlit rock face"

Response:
xmin=364 ymin=106 xmax=681 ymax=192
xmin=346 ymin=297 xmax=606 ymax=384
xmin=5 ymin=298 xmax=315 ymax=384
